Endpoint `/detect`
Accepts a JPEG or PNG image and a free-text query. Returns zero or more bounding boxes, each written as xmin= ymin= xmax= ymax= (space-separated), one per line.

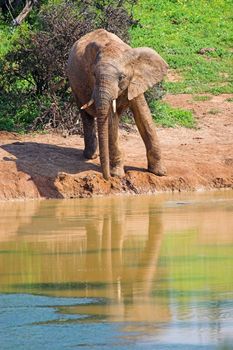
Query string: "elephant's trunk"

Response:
xmin=97 ymin=113 xmax=110 ymax=180
xmin=95 ymin=86 xmax=112 ymax=180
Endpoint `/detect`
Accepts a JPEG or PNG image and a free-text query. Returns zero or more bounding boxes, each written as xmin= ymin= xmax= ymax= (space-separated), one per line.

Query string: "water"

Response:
xmin=0 ymin=191 xmax=233 ymax=349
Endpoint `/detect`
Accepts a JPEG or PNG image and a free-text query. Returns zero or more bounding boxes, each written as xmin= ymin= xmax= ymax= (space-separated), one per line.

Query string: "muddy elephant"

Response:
xmin=67 ymin=29 xmax=168 ymax=180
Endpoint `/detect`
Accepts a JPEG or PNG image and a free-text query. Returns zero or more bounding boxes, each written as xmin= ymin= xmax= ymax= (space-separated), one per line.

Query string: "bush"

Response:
xmin=0 ymin=0 xmax=138 ymax=132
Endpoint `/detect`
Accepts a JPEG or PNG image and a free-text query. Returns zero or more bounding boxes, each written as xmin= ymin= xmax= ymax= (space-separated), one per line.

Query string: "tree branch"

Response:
xmin=13 ymin=0 xmax=36 ymax=25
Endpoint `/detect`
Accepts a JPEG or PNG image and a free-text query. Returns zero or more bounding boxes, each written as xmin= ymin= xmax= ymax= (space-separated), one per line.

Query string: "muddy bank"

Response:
xmin=0 ymin=94 xmax=232 ymax=200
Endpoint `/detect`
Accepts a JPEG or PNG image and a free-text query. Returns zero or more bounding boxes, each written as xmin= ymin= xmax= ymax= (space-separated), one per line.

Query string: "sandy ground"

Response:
xmin=0 ymin=93 xmax=232 ymax=200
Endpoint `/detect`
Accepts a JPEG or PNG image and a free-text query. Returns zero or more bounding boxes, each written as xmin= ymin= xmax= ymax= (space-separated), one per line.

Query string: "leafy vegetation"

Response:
xmin=1 ymin=0 xmax=232 ymax=132
xmin=0 ymin=0 xmax=137 ymax=132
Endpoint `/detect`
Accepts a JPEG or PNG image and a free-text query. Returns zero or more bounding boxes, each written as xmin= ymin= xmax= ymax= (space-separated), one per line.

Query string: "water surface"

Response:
xmin=0 ymin=191 xmax=233 ymax=349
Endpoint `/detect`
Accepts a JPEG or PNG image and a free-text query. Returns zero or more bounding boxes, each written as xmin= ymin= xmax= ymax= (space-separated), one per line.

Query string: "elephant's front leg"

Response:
xmin=81 ymin=110 xmax=98 ymax=159
xmin=130 ymin=94 xmax=166 ymax=176
xmin=108 ymin=112 xmax=124 ymax=177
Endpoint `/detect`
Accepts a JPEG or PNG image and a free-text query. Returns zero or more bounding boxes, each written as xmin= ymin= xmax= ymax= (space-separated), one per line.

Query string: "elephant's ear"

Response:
xmin=127 ymin=48 xmax=168 ymax=100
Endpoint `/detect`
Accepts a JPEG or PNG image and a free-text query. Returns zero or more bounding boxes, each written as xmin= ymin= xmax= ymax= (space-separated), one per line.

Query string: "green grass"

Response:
xmin=151 ymin=100 xmax=195 ymax=128
xmin=131 ymin=0 xmax=233 ymax=95
xmin=192 ymin=95 xmax=212 ymax=101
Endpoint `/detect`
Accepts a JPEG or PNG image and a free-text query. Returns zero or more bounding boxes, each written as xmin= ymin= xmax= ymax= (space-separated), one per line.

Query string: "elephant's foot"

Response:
xmin=148 ymin=162 xmax=167 ymax=176
xmin=83 ymin=148 xmax=98 ymax=159
xmin=110 ymin=164 xmax=125 ymax=177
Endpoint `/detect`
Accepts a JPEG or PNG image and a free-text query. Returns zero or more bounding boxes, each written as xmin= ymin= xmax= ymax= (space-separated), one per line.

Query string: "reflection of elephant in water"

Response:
xmin=67 ymin=29 xmax=168 ymax=179
xmin=1 ymin=196 xmax=167 ymax=325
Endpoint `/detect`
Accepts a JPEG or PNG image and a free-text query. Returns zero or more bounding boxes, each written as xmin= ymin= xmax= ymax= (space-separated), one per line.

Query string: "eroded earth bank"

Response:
xmin=0 ymin=94 xmax=232 ymax=200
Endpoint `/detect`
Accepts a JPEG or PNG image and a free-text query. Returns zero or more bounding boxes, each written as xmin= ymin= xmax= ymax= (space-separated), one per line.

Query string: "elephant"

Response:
xmin=67 ymin=29 xmax=168 ymax=180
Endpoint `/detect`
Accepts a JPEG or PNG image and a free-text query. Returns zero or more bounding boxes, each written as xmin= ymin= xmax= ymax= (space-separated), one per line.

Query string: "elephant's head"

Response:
xmin=82 ymin=42 xmax=168 ymax=180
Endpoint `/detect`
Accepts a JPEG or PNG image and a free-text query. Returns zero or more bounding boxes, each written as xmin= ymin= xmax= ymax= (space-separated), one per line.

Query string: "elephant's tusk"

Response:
xmin=112 ymin=99 xmax=116 ymax=113
xmin=80 ymin=98 xmax=94 ymax=110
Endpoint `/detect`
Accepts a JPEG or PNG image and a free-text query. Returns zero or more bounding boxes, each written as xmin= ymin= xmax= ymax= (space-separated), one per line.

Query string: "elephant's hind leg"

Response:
xmin=81 ymin=110 xmax=98 ymax=159
xmin=130 ymin=94 xmax=167 ymax=176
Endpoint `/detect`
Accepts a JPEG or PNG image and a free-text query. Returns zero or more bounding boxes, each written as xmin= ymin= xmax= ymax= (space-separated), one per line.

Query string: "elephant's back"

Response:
xmin=76 ymin=29 xmax=130 ymax=52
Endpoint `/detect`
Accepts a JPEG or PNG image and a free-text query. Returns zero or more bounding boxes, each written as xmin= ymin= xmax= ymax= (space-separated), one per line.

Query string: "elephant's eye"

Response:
xmin=118 ymin=73 xmax=126 ymax=82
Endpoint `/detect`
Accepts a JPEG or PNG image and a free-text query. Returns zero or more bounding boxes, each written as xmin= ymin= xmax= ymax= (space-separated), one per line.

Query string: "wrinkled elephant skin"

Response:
xmin=67 ymin=29 xmax=168 ymax=180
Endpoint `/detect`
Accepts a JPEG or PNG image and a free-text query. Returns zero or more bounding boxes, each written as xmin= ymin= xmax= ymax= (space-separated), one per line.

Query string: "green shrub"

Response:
xmin=0 ymin=0 xmax=139 ymax=132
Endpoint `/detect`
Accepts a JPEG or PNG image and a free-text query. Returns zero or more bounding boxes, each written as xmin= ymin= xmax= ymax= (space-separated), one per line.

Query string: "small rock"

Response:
xmin=198 ymin=48 xmax=216 ymax=55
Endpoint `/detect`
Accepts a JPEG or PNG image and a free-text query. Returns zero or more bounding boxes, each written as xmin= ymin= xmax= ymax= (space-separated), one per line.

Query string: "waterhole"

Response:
xmin=0 ymin=191 xmax=232 ymax=349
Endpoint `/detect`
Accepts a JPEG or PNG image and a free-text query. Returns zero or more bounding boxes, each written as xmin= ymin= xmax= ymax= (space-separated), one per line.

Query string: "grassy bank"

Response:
xmin=131 ymin=0 xmax=233 ymax=95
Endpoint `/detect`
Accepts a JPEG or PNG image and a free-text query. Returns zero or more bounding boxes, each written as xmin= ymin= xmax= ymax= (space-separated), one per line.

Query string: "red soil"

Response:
xmin=0 ymin=93 xmax=232 ymax=200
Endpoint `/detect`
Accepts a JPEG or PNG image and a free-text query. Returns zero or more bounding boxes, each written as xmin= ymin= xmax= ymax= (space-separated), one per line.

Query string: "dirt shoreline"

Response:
xmin=0 ymin=93 xmax=232 ymax=201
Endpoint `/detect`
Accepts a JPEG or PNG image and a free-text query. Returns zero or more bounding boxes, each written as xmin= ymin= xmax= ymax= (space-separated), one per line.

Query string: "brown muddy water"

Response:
xmin=0 ymin=191 xmax=233 ymax=350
